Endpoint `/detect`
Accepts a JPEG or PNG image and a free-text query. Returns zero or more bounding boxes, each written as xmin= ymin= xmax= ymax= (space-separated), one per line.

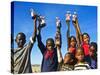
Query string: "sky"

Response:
xmin=12 ymin=1 xmax=97 ymax=65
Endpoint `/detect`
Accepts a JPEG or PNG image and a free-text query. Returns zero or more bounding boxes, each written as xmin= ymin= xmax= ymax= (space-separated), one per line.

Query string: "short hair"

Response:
xmin=16 ymin=32 xmax=26 ymax=40
xmin=46 ymin=38 xmax=54 ymax=45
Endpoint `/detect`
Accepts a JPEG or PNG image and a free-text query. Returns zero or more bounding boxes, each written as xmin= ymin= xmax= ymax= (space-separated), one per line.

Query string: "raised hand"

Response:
xmin=56 ymin=17 xmax=61 ymax=32
xmin=72 ymin=12 xmax=82 ymax=47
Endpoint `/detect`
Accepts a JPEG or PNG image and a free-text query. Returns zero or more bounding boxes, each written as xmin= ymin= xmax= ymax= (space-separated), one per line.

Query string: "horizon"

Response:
xmin=12 ymin=1 xmax=97 ymax=65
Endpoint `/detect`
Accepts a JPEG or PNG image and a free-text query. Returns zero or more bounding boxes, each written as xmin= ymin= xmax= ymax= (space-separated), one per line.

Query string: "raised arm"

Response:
xmin=31 ymin=17 xmax=37 ymax=42
xmin=55 ymin=33 xmax=63 ymax=63
xmin=55 ymin=18 xmax=63 ymax=63
xmin=72 ymin=16 xmax=82 ymax=47
xmin=37 ymin=23 xmax=46 ymax=55
xmin=65 ymin=11 xmax=71 ymax=50
xmin=66 ymin=21 xmax=70 ymax=49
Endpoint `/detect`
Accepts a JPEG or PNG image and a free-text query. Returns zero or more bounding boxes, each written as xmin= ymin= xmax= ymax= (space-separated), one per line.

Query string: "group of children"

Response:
xmin=57 ymin=15 xmax=97 ymax=71
xmin=11 ymin=13 xmax=97 ymax=74
xmin=58 ymin=33 xmax=97 ymax=71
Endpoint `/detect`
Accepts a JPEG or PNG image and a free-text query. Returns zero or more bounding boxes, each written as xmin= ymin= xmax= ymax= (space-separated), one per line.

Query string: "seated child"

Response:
xmin=37 ymin=27 xmax=58 ymax=72
xmin=11 ymin=17 xmax=37 ymax=74
xmin=68 ymin=36 xmax=77 ymax=56
xmin=57 ymin=52 xmax=74 ymax=71
xmin=88 ymin=42 xmax=97 ymax=69
xmin=74 ymin=47 xmax=90 ymax=70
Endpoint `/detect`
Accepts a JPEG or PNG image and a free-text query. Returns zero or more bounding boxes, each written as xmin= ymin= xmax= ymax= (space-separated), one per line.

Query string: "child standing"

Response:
xmin=11 ymin=17 xmax=37 ymax=74
xmin=37 ymin=26 xmax=58 ymax=72
xmin=74 ymin=48 xmax=90 ymax=70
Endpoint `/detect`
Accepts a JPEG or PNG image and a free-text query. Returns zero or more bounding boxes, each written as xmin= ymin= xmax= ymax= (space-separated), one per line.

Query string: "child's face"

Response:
xmin=70 ymin=38 xmax=76 ymax=47
xmin=64 ymin=54 xmax=71 ymax=64
xmin=46 ymin=40 xmax=54 ymax=51
xmin=75 ymin=49 xmax=84 ymax=62
xmin=83 ymin=34 xmax=89 ymax=44
xmin=16 ymin=34 xmax=26 ymax=48
xmin=89 ymin=46 xmax=95 ymax=57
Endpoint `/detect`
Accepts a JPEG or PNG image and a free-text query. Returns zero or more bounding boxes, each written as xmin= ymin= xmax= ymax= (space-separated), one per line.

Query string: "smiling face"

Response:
xmin=15 ymin=33 xmax=26 ymax=48
xmin=75 ymin=48 xmax=85 ymax=62
xmin=46 ymin=38 xmax=54 ymax=51
xmin=82 ymin=33 xmax=90 ymax=44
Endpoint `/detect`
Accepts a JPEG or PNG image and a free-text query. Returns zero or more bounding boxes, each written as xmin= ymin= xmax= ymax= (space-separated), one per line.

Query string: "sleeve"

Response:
xmin=26 ymin=36 xmax=35 ymax=54
xmin=30 ymin=36 xmax=35 ymax=44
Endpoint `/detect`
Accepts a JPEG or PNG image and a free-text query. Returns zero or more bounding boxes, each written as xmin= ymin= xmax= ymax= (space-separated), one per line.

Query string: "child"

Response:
xmin=57 ymin=52 xmax=74 ymax=71
xmin=68 ymin=36 xmax=77 ymax=56
xmin=11 ymin=17 xmax=37 ymax=73
xmin=72 ymin=15 xmax=90 ymax=56
xmin=88 ymin=42 xmax=97 ymax=69
xmin=82 ymin=33 xmax=90 ymax=57
xmin=37 ymin=26 xmax=58 ymax=72
xmin=74 ymin=47 xmax=90 ymax=70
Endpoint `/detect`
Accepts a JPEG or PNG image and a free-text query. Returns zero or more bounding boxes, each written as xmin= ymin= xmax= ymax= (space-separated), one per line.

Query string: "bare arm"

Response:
xmin=55 ymin=31 xmax=63 ymax=63
xmin=56 ymin=46 xmax=63 ymax=63
xmin=72 ymin=18 xmax=82 ymax=47
xmin=66 ymin=22 xmax=70 ymax=49
xmin=37 ymin=24 xmax=46 ymax=55
xmin=31 ymin=18 xmax=37 ymax=43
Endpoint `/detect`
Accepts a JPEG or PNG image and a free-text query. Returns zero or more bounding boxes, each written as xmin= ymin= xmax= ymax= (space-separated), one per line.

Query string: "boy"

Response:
xmin=37 ymin=26 xmax=58 ymax=72
xmin=74 ymin=47 xmax=90 ymax=70
xmin=11 ymin=17 xmax=37 ymax=74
